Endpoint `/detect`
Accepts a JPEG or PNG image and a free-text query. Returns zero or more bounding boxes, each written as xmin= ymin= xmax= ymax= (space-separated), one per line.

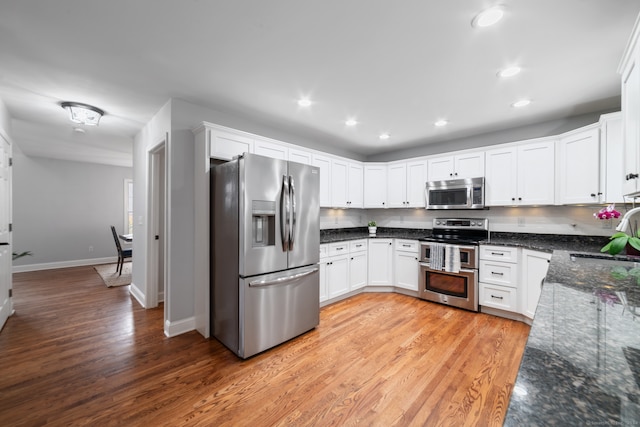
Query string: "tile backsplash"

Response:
xmin=320 ymin=205 xmax=628 ymax=237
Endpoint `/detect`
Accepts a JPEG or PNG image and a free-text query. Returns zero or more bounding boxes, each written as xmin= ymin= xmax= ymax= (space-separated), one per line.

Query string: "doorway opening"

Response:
xmin=148 ymin=139 xmax=166 ymax=318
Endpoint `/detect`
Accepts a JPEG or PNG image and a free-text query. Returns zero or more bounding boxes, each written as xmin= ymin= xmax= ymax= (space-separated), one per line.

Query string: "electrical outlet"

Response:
xmin=88 ymin=245 xmax=94 ymax=252
xmin=518 ymin=217 xmax=525 ymax=227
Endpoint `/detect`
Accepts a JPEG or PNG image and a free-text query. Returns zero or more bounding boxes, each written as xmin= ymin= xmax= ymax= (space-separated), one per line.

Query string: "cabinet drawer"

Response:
xmin=480 ymin=283 xmax=518 ymax=312
xmin=479 ymin=260 xmax=518 ymax=287
xmin=480 ymin=245 xmax=518 ymax=263
xmin=349 ymin=239 xmax=368 ymax=253
xmin=319 ymin=244 xmax=329 ymax=259
xmin=329 ymin=242 xmax=349 ymax=257
xmin=395 ymin=239 xmax=419 ymax=252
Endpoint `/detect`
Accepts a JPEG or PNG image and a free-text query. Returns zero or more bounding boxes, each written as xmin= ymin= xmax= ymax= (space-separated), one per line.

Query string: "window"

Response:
xmin=124 ymin=179 xmax=133 ymax=235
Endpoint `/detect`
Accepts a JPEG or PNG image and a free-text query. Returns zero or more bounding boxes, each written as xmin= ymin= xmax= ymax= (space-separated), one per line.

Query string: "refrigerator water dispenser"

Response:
xmin=252 ymin=200 xmax=275 ymax=247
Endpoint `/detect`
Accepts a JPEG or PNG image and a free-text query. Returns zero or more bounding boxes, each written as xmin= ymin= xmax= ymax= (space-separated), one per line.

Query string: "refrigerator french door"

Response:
xmin=212 ymin=153 xmax=320 ymax=358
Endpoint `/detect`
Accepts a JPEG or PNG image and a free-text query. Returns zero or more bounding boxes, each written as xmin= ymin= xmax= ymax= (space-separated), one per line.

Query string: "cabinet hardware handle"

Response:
xmin=403 ymin=244 xmax=411 ymax=247
xmin=450 ymin=173 xmax=453 ymax=177
xmin=389 ymin=242 xmax=392 ymax=246
xmin=351 ymin=257 xmax=354 ymax=260
xmin=518 ymin=197 xmax=522 ymax=201
xmin=491 ymin=271 xmax=504 ymax=276
xmin=597 ymin=192 xmax=602 ymax=196
xmin=454 ymin=172 xmax=458 ymax=176
xmin=336 ymin=247 xmax=344 ymax=251
xmin=491 ymin=252 xmax=504 ymax=256
xmin=590 ymin=193 xmax=596 ymax=197
xmin=356 ymin=244 xmax=362 ymax=247
xmin=491 ymin=295 xmax=504 ymax=300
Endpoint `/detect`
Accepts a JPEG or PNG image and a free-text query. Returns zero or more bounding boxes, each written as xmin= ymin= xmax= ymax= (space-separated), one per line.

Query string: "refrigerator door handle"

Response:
xmin=289 ymin=175 xmax=296 ymax=250
xmin=249 ymin=267 xmax=319 ymax=287
xmin=280 ymin=174 xmax=290 ymax=251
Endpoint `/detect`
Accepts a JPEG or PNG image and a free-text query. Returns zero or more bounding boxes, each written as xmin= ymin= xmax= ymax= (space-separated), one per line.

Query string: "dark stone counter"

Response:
xmin=320 ymin=227 xmax=431 ymax=243
xmin=504 ymin=250 xmax=640 ymax=426
xmin=484 ymin=232 xmax=610 ymax=254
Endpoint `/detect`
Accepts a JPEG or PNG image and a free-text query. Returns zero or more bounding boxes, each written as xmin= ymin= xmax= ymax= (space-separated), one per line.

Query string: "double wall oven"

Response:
xmin=418 ymin=218 xmax=489 ymax=312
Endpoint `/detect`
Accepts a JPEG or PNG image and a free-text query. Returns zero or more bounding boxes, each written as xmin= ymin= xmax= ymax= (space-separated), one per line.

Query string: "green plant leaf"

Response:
xmin=628 ymin=237 xmax=640 ymax=252
xmin=610 ymin=232 xmax=631 ymax=240
xmin=601 ymin=236 xmax=629 ymax=255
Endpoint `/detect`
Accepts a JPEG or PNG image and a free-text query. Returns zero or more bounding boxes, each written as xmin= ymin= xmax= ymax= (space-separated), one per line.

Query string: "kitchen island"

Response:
xmin=504 ymin=250 xmax=640 ymax=425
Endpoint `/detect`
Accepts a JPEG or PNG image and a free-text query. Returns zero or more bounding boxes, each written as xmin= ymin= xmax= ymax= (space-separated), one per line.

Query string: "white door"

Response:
xmin=558 ymin=128 xmax=601 ymax=204
xmin=0 ymin=132 xmax=12 ymax=331
xmin=386 ymin=162 xmax=407 ymax=207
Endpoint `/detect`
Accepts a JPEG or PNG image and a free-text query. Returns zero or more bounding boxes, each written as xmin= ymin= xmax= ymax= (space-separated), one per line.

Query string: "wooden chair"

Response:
xmin=110 ymin=226 xmax=132 ymax=276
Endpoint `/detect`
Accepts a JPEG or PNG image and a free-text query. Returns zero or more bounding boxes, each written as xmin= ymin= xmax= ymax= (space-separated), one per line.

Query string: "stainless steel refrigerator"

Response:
xmin=211 ymin=153 xmax=320 ymax=358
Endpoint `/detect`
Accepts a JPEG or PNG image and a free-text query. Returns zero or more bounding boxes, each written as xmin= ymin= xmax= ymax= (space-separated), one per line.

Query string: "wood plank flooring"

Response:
xmin=0 ymin=266 xmax=530 ymax=426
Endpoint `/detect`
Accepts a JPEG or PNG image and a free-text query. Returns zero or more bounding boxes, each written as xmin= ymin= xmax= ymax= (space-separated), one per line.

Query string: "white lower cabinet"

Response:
xmin=479 ymin=245 xmax=519 ymax=313
xmin=368 ymin=239 xmax=394 ymax=286
xmin=479 ymin=245 xmax=552 ymax=321
xmin=319 ymin=240 xmax=367 ymax=304
xmin=521 ymin=249 xmax=552 ymax=319
xmin=394 ymin=240 xmax=419 ymax=291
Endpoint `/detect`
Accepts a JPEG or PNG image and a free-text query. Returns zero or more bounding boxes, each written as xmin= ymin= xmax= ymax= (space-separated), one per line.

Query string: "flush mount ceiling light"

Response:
xmin=498 ymin=66 xmax=521 ymax=78
xmin=434 ymin=119 xmax=449 ymax=127
xmin=512 ymin=99 xmax=531 ymax=108
xmin=61 ymin=102 xmax=104 ymax=126
xmin=297 ymin=98 xmax=312 ymax=107
xmin=379 ymin=133 xmax=390 ymax=140
xmin=345 ymin=118 xmax=358 ymax=126
xmin=472 ymin=5 xmax=505 ymax=28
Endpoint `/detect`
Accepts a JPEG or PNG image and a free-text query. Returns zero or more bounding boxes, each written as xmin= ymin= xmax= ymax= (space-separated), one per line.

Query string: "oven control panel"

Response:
xmin=433 ymin=218 xmax=488 ymax=230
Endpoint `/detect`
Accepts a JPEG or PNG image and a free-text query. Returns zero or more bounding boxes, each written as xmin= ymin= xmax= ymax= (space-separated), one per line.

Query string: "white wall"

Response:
xmin=321 ymin=205 xmax=618 ymax=236
xmin=12 ymin=150 xmax=132 ymax=269
xmin=0 ymin=99 xmax=11 ymax=135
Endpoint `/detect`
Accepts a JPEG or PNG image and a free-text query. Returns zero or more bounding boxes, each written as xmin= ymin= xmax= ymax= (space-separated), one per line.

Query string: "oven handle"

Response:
xmin=419 ymin=262 xmax=476 ymax=274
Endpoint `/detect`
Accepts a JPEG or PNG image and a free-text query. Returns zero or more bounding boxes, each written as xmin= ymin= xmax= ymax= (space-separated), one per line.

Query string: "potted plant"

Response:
xmin=598 ymin=204 xmax=640 ymax=256
xmin=368 ymin=221 xmax=377 ymax=236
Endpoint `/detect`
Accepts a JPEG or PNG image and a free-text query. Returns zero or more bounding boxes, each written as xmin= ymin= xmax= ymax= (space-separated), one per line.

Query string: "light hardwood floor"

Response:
xmin=0 ymin=266 xmax=530 ymax=426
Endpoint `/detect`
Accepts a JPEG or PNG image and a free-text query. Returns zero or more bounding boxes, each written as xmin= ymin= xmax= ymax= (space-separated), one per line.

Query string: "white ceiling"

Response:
xmin=1 ymin=0 xmax=639 ymax=167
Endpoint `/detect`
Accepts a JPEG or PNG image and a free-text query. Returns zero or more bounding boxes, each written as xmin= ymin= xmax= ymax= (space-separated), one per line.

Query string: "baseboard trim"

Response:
xmin=129 ymin=282 xmax=146 ymax=308
xmin=12 ymin=257 xmax=118 ymax=273
xmin=164 ymin=317 xmax=196 ymax=338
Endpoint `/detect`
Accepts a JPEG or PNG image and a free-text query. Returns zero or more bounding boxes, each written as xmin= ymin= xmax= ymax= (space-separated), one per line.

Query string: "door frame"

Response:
xmin=146 ymin=136 xmax=167 ymax=314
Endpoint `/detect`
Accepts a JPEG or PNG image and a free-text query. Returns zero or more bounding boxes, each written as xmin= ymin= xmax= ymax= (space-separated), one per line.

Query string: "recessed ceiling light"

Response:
xmin=512 ymin=99 xmax=531 ymax=108
xmin=434 ymin=119 xmax=448 ymax=127
xmin=498 ymin=66 xmax=521 ymax=78
xmin=472 ymin=5 xmax=505 ymax=28
xmin=379 ymin=133 xmax=390 ymax=140
xmin=297 ymin=98 xmax=312 ymax=107
xmin=345 ymin=118 xmax=358 ymax=126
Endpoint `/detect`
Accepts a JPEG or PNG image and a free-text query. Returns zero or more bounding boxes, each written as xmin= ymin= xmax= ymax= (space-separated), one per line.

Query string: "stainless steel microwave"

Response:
xmin=425 ymin=177 xmax=485 ymax=210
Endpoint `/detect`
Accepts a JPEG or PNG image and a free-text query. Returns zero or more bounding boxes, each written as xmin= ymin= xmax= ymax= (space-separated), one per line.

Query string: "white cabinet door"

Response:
xmin=331 ymin=158 xmax=349 ymax=208
xmin=289 ymin=148 xmax=313 ymax=165
xmin=406 ymin=160 xmax=427 ymax=207
xmin=394 ymin=251 xmax=419 ymax=291
xmin=209 ymin=129 xmax=253 ymax=161
xmin=455 ymin=152 xmax=485 ymax=179
xmin=486 ymin=141 xmax=554 ymax=206
xmin=485 ymin=147 xmax=518 ymax=206
xmin=387 ymin=162 xmax=408 ymax=208
xmin=427 ymin=156 xmax=455 ymax=181
xmin=558 ymin=127 xmax=602 ymax=204
xmin=364 ymin=164 xmax=388 ymax=208
xmin=621 ymin=39 xmax=640 ymax=195
xmin=319 ymin=259 xmax=329 ymax=303
xmin=602 ymin=113 xmax=625 ymax=203
xmin=521 ymin=249 xmax=551 ymax=319
xmin=253 ymin=138 xmax=288 ymax=160
xmin=368 ymin=239 xmax=393 ymax=286
xmin=327 ymin=255 xmax=349 ymax=299
xmin=312 ymin=154 xmax=332 ymax=207
xmin=349 ymin=252 xmax=368 ymax=290
xmin=348 ymin=162 xmax=364 ymax=208
xmin=518 ymin=140 xmax=555 ymax=205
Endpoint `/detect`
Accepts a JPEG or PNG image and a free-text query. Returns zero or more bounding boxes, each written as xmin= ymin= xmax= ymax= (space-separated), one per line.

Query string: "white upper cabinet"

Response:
xmin=289 ymin=147 xmax=313 ymax=165
xmin=253 ymin=137 xmax=288 ymax=160
xmin=331 ymin=159 xmax=363 ymax=208
xmin=620 ymin=18 xmax=640 ymax=196
xmin=485 ymin=139 xmax=555 ymax=206
xmin=312 ymin=154 xmax=332 ymax=207
xmin=601 ymin=113 xmax=625 ymax=203
xmin=427 ymin=152 xmax=485 ymax=181
xmin=557 ymin=126 xmax=602 ymax=204
xmin=387 ymin=160 xmax=427 ymax=208
xmin=197 ymin=125 xmax=253 ymax=161
xmin=364 ymin=163 xmax=388 ymax=208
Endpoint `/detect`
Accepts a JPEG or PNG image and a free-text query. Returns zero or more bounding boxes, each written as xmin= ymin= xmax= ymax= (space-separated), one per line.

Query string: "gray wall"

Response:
xmin=12 ymin=149 xmax=132 ymax=266
xmin=366 ymin=109 xmax=619 ymax=162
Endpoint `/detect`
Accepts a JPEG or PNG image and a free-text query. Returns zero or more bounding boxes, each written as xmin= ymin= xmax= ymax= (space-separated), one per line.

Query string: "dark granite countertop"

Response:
xmin=505 ymin=250 xmax=640 ymax=426
xmin=320 ymin=227 xmax=431 ymax=244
